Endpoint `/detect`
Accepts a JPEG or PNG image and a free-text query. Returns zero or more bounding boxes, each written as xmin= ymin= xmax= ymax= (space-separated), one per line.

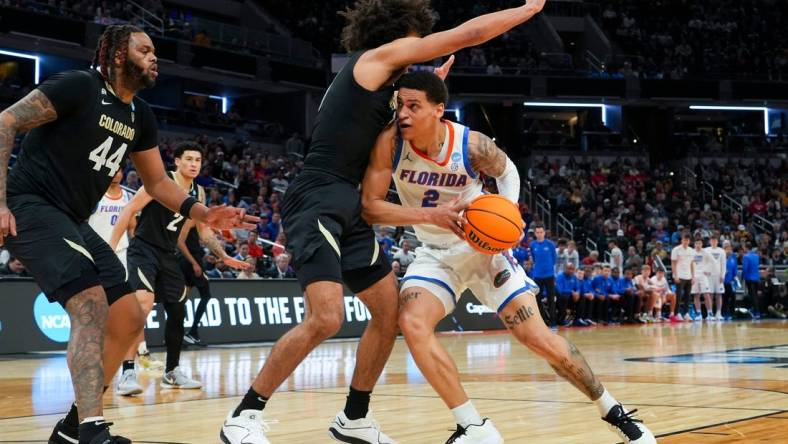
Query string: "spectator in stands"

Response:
xmin=608 ymin=240 xmax=623 ymax=274
xmin=530 ymin=222 xmax=558 ymax=326
xmin=272 ymin=232 xmax=286 ymax=258
xmin=247 ymin=231 xmax=264 ymax=259
xmin=125 ymin=170 xmax=141 ymax=190
xmin=285 ymin=132 xmax=305 ymax=158
xmin=555 ymin=238 xmax=569 ymax=274
xmin=0 ymin=256 xmax=26 ymax=276
xmin=237 ymin=257 xmax=260 ymax=279
xmin=391 ymin=260 xmax=404 ymax=278
xmin=234 ymin=243 xmax=250 ymax=262
xmin=742 ymin=242 xmax=761 ymax=318
xmin=393 ymin=240 xmax=416 ymax=270
xmin=583 ymin=250 xmax=599 ymax=266
xmin=624 ymin=246 xmax=643 ymax=270
xmin=264 ymin=253 xmax=295 ymax=279
xmin=566 ymin=240 xmax=579 ymax=270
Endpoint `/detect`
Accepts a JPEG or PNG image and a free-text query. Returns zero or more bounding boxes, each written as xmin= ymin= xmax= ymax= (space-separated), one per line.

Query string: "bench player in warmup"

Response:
xmin=361 ymin=71 xmax=656 ymax=444
xmin=110 ymin=142 xmax=252 ymax=394
xmin=220 ymin=1 xmax=550 ymax=443
xmin=0 ymin=24 xmax=255 ymax=444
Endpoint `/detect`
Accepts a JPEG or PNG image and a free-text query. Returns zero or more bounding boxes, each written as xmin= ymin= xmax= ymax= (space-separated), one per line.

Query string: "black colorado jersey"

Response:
xmin=8 ymin=69 xmax=158 ymax=222
xmin=134 ymin=172 xmax=201 ymax=251
xmin=302 ymin=51 xmax=395 ymax=185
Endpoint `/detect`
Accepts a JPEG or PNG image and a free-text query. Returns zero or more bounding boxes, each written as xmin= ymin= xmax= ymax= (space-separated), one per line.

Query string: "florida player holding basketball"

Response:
xmin=222 ymin=1 xmax=548 ymax=443
xmin=362 ymin=72 xmax=655 ymax=443
xmin=0 ymin=25 xmax=254 ymax=444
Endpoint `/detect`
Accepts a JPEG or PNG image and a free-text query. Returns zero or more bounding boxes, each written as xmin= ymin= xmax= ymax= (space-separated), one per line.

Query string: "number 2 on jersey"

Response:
xmin=421 ymin=190 xmax=440 ymax=207
xmin=89 ymin=136 xmax=127 ymax=177
xmin=166 ymin=213 xmax=184 ymax=232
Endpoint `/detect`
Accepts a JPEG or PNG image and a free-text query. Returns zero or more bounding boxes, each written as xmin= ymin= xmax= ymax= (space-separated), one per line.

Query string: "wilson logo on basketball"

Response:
xmin=468 ymin=230 xmax=505 ymax=254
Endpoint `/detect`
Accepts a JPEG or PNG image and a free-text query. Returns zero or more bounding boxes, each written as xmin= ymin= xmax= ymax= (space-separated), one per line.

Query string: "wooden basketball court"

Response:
xmin=1 ymin=321 xmax=787 ymax=443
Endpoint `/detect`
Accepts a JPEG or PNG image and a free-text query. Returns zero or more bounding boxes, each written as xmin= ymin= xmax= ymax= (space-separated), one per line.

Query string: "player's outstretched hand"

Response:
xmin=223 ymin=256 xmax=253 ymax=271
xmin=204 ymin=205 xmax=260 ymax=230
xmin=428 ymin=195 xmax=468 ymax=240
xmin=434 ymin=55 xmax=455 ymax=81
xmin=0 ymin=204 xmax=17 ymax=246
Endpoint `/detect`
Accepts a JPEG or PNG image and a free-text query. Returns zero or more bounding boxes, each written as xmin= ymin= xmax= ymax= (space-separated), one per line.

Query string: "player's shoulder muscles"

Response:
xmin=467 ymin=130 xmax=506 ymax=176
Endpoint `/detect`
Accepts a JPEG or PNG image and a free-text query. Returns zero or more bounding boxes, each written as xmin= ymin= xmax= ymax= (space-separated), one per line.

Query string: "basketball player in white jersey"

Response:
xmin=690 ymin=237 xmax=715 ymax=321
xmin=88 ymin=171 xmax=134 ymax=269
xmin=89 ymin=171 xmax=166 ymax=391
xmin=647 ymin=267 xmax=677 ymax=322
xmin=362 ymin=72 xmax=655 ymax=444
xmin=704 ymin=234 xmax=726 ymax=320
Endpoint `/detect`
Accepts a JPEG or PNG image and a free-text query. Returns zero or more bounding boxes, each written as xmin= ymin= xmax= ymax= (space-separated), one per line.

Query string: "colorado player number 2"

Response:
xmin=421 ymin=189 xmax=440 ymax=207
xmin=89 ymin=136 xmax=128 ymax=177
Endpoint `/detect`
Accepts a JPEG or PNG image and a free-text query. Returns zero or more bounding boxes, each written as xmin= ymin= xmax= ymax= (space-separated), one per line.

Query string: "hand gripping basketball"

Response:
xmin=429 ymin=195 xmax=468 ymax=239
xmin=463 ymin=194 xmax=523 ymax=254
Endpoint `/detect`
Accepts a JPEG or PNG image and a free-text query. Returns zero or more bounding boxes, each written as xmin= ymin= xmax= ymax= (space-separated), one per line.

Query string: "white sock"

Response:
xmin=452 ymin=400 xmax=482 ymax=428
xmin=80 ymin=416 xmax=105 ymax=424
xmin=137 ymin=341 xmax=148 ymax=355
xmin=594 ymin=389 xmax=618 ymax=417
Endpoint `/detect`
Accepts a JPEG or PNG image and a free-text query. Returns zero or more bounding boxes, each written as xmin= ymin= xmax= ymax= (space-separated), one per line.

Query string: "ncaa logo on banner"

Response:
xmin=33 ymin=293 xmax=70 ymax=342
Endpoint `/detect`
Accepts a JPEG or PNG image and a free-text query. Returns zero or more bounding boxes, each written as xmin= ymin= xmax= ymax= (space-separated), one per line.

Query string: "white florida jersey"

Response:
xmin=692 ymin=248 xmax=715 ymax=276
xmin=704 ymin=246 xmax=726 ymax=276
xmin=88 ymin=189 xmax=132 ymax=252
xmin=392 ymin=120 xmax=482 ymax=248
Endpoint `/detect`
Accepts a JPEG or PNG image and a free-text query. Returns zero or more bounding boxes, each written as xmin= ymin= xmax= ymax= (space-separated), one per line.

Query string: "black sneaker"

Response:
xmin=602 ymin=404 xmax=656 ymax=443
xmin=83 ymin=427 xmax=131 ymax=444
xmin=48 ymin=419 xmax=78 ymax=444
xmin=184 ymin=333 xmax=205 ymax=347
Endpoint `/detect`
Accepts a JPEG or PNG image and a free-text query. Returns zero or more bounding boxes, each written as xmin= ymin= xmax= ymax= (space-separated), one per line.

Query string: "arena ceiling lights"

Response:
xmin=0 ymin=49 xmax=40 ymax=84
xmin=523 ymin=102 xmax=608 ymax=126
xmin=689 ymin=105 xmax=769 ymax=135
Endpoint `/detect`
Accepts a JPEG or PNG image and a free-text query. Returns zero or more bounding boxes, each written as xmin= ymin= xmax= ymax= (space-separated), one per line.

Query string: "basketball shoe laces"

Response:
xmin=604 ymin=406 xmax=644 ymax=440
xmin=445 ymin=424 xmax=469 ymax=443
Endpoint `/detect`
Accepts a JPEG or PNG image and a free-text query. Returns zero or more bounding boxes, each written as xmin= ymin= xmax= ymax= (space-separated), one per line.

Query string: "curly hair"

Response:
xmin=340 ymin=0 xmax=435 ymax=52
xmin=91 ymin=24 xmax=145 ymax=82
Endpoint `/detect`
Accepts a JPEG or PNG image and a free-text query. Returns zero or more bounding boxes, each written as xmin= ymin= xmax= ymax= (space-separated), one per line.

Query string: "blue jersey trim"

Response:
xmin=392 ymin=132 xmax=404 ymax=171
xmin=461 ymin=126 xmax=477 ymax=179
xmin=497 ymin=283 xmax=538 ymax=313
xmin=401 ymin=275 xmax=456 ymax=299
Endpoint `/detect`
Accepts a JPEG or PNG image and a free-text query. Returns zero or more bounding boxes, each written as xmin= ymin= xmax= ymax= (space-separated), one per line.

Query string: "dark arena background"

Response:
xmin=0 ymin=1 xmax=786 ymax=443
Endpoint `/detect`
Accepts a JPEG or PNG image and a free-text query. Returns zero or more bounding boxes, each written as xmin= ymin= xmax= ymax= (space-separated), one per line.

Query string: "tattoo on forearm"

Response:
xmin=502 ymin=304 xmax=534 ymax=328
xmin=65 ymin=288 xmax=108 ymax=419
xmin=549 ymin=340 xmax=605 ymax=400
xmin=469 ymin=132 xmax=506 ymax=176
xmin=0 ymin=90 xmax=57 ymax=202
xmin=201 ymin=230 xmax=225 ymax=258
xmin=399 ymin=291 xmax=420 ymax=307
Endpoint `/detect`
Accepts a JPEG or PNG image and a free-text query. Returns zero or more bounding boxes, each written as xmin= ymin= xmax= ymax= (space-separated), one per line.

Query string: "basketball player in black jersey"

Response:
xmin=221 ymin=1 xmax=547 ymax=443
xmin=0 ymin=25 xmax=255 ymax=444
xmin=110 ymin=142 xmax=252 ymax=393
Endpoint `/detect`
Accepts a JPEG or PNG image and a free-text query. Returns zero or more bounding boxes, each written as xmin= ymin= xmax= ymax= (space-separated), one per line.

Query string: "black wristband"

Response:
xmin=179 ymin=196 xmax=199 ymax=219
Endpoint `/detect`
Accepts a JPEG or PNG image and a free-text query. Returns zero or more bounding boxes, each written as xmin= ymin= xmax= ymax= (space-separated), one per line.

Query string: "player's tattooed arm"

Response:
xmin=0 ymin=90 xmax=57 ymax=205
xmin=467 ymin=131 xmax=507 ymax=177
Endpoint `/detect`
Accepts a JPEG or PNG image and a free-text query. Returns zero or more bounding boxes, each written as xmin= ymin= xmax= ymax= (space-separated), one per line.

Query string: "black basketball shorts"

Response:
xmin=178 ymin=253 xmax=210 ymax=289
xmin=127 ymin=237 xmax=187 ymax=304
xmin=4 ymin=194 xmax=131 ymax=306
xmin=281 ymin=173 xmax=391 ymax=293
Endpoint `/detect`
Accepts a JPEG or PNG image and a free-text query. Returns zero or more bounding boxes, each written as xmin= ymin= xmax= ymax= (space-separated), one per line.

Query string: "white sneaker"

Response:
xmin=116 ymin=369 xmax=143 ymax=396
xmin=160 ymin=366 xmax=202 ymax=389
xmin=221 ymin=409 xmax=271 ymax=444
xmin=445 ymin=418 xmax=503 ymax=444
xmin=602 ymin=404 xmax=656 ymax=443
xmin=328 ymin=410 xmax=397 ymax=444
xmin=676 ymin=313 xmax=685 ymax=321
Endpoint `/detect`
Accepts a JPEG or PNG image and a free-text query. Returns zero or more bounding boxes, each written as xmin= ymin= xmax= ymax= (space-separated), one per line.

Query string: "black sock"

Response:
xmin=234 ymin=387 xmax=268 ymax=417
xmin=344 ymin=386 xmax=372 ymax=420
xmin=164 ymin=302 xmax=186 ymax=373
xmin=78 ymin=419 xmax=107 ymax=444
xmin=122 ymin=360 xmax=134 ymax=372
xmin=64 ymin=403 xmax=79 ymax=427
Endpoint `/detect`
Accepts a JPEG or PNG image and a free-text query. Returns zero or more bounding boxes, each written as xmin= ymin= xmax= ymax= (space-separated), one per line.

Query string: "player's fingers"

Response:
xmin=239 ymin=222 xmax=258 ymax=230
xmin=243 ymin=214 xmax=261 ymax=224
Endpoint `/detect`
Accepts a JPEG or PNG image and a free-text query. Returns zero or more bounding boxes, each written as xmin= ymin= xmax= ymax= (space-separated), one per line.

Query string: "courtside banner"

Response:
xmin=0 ymin=278 xmax=504 ymax=354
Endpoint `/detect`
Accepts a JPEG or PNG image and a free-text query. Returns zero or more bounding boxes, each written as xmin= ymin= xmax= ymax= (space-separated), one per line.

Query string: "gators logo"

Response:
xmin=494 ymin=270 xmax=511 ymax=288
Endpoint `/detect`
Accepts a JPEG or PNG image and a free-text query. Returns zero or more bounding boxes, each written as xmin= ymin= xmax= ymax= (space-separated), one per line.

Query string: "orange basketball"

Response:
xmin=463 ymin=194 xmax=523 ymax=255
